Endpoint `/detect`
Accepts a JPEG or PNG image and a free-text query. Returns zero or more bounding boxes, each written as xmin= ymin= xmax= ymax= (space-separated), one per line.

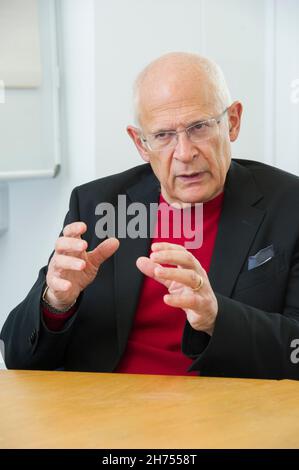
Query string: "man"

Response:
xmin=1 ymin=52 xmax=299 ymax=379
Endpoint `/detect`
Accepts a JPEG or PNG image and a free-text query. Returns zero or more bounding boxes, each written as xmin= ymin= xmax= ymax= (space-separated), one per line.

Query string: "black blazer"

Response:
xmin=2 ymin=159 xmax=299 ymax=379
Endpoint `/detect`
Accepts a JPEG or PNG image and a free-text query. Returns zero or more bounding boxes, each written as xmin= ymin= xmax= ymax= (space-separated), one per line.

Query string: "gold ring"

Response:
xmin=192 ymin=276 xmax=204 ymax=292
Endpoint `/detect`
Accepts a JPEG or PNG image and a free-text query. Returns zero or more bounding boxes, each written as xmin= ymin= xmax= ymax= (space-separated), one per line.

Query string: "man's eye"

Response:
xmin=154 ymin=132 xmax=172 ymax=140
xmin=193 ymin=123 xmax=205 ymax=131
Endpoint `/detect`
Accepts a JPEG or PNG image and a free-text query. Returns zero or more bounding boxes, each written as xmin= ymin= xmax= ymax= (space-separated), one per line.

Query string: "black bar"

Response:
xmin=0 ymin=449 xmax=298 ymax=466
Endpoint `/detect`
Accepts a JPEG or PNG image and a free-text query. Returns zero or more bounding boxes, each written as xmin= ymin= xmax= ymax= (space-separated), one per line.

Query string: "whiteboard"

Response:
xmin=0 ymin=0 xmax=60 ymax=180
xmin=0 ymin=0 xmax=42 ymax=87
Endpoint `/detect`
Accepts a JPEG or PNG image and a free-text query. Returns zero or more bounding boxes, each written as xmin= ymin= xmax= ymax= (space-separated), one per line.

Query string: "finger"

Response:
xmin=150 ymin=250 xmax=200 ymax=270
xmin=151 ymin=242 xmax=186 ymax=252
xmin=55 ymin=237 xmax=88 ymax=254
xmin=63 ymin=222 xmax=87 ymax=239
xmin=87 ymin=238 xmax=120 ymax=268
xmin=136 ymin=257 xmax=171 ymax=288
xmin=48 ymin=275 xmax=72 ymax=293
xmin=154 ymin=266 xmax=203 ymax=290
xmin=164 ymin=292 xmax=200 ymax=310
xmin=53 ymin=254 xmax=86 ymax=272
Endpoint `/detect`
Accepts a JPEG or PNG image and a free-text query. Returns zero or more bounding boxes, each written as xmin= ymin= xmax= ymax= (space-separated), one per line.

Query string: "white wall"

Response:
xmin=274 ymin=0 xmax=299 ymax=174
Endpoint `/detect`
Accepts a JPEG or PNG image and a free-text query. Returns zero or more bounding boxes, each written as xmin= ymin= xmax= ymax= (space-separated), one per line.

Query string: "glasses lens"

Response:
xmin=188 ymin=120 xmax=216 ymax=143
xmin=148 ymin=132 xmax=176 ymax=151
xmin=144 ymin=113 xmax=224 ymax=151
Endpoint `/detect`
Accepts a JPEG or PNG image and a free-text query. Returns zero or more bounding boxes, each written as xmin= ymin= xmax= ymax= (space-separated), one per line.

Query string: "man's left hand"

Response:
xmin=136 ymin=242 xmax=218 ymax=336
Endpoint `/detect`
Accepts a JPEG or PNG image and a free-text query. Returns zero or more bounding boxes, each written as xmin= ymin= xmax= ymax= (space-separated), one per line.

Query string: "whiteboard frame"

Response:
xmin=0 ymin=0 xmax=61 ymax=181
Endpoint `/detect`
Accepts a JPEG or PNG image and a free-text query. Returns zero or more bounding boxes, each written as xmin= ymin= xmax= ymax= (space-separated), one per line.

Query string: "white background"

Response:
xmin=0 ymin=0 xmax=298 ymax=368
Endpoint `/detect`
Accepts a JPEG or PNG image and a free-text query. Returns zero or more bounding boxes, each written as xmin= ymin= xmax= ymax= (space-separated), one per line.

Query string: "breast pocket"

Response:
xmin=234 ymin=253 xmax=287 ymax=293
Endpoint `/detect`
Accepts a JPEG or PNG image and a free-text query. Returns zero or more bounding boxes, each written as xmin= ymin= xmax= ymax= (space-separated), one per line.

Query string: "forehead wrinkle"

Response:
xmin=141 ymin=98 xmax=217 ymax=133
xmin=138 ymin=78 xmax=221 ymax=130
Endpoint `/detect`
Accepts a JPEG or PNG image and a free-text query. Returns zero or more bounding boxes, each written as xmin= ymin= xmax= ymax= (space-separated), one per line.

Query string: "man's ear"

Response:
xmin=228 ymin=101 xmax=243 ymax=142
xmin=127 ymin=125 xmax=151 ymax=162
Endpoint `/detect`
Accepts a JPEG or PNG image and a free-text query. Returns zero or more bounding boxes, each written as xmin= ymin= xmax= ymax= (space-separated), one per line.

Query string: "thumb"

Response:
xmin=87 ymin=238 xmax=120 ymax=269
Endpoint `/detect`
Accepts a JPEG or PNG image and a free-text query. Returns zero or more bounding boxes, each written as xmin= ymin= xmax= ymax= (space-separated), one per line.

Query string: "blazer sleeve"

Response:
xmin=0 ymin=187 xmax=83 ymax=370
xmin=182 ymin=240 xmax=299 ymax=380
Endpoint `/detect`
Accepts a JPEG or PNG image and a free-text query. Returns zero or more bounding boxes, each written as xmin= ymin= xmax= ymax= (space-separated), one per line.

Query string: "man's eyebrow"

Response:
xmin=187 ymin=116 xmax=211 ymax=127
xmin=150 ymin=126 xmax=175 ymax=134
xmin=150 ymin=116 xmax=211 ymax=134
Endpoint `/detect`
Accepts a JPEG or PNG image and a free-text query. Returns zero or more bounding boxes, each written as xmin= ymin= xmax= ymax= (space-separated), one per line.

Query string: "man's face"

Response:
xmin=128 ymin=76 xmax=242 ymax=204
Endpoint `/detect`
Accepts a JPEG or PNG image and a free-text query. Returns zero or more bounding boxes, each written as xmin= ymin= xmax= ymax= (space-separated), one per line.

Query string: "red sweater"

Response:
xmin=116 ymin=192 xmax=224 ymax=375
xmin=43 ymin=192 xmax=224 ymax=375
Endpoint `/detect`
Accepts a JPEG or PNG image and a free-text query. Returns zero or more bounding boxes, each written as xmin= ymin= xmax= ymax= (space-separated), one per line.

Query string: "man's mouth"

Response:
xmin=177 ymin=171 xmax=206 ymax=182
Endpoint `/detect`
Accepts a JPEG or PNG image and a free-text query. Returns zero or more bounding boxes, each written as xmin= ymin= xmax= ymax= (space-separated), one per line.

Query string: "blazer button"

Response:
xmin=29 ymin=329 xmax=37 ymax=345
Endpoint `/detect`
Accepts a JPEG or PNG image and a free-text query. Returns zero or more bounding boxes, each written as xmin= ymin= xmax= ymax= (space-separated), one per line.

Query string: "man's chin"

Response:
xmin=175 ymin=188 xmax=210 ymax=205
xmin=162 ymin=184 xmax=216 ymax=205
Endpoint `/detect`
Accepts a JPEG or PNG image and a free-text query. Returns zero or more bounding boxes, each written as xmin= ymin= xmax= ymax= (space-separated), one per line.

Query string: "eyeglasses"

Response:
xmin=141 ymin=108 xmax=229 ymax=152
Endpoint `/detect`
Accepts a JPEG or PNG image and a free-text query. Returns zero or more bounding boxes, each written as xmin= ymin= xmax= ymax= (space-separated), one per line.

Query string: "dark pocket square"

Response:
xmin=248 ymin=244 xmax=275 ymax=270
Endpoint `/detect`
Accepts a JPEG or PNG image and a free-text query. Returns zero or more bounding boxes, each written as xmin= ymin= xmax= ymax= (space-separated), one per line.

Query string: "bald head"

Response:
xmin=133 ymin=52 xmax=231 ymax=126
xmin=127 ymin=52 xmax=243 ymax=205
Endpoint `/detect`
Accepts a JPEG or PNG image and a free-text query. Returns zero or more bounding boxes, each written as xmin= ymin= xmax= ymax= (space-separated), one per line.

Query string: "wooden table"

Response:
xmin=0 ymin=370 xmax=299 ymax=449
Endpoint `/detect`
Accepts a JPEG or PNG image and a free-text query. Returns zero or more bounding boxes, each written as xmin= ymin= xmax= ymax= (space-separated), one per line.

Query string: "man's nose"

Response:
xmin=173 ymin=130 xmax=198 ymax=162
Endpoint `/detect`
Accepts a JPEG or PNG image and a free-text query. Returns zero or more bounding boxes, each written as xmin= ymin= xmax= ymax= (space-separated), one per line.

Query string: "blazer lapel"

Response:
xmin=208 ymin=161 xmax=265 ymax=296
xmin=114 ymin=168 xmax=161 ymax=353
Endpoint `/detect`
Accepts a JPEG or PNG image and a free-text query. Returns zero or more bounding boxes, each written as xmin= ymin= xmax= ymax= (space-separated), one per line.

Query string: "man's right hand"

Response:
xmin=45 ymin=222 xmax=120 ymax=310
